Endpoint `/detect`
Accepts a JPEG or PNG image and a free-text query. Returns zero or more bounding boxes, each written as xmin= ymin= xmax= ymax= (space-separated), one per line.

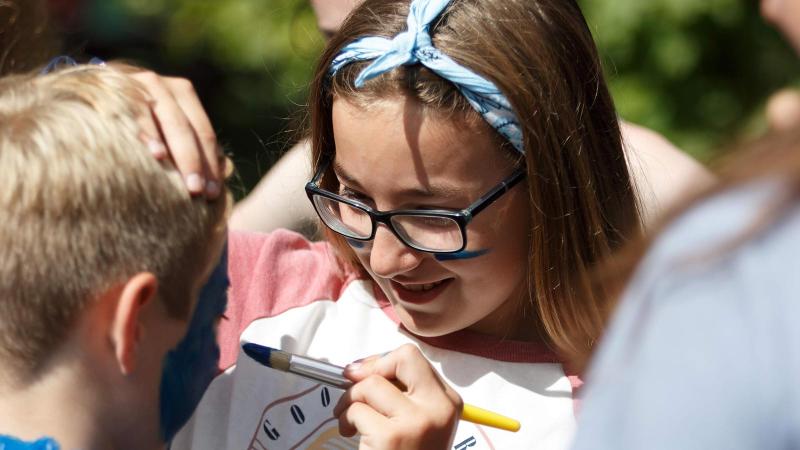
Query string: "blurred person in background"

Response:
xmin=763 ymin=0 xmax=800 ymax=132
xmin=766 ymin=88 xmax=800 ymax=131
xmin=572 ymin=1 xmax=800 ymax=448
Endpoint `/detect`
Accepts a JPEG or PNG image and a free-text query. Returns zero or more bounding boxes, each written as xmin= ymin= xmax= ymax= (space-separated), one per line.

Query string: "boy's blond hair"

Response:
xmin=0 ymin=65 xmax=228 ymax=380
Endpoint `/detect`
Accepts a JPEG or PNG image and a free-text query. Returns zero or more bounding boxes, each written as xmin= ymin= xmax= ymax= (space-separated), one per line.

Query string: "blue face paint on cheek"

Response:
xmin=159 ymin=242 xmax=229 ymax=442
xmin=435 ymin=248 xmax=491 ymax=261
xmin=0 ymin=435 xmax=60 ymax=449
xmin=345 ymin=237 xmax=366 ymax=249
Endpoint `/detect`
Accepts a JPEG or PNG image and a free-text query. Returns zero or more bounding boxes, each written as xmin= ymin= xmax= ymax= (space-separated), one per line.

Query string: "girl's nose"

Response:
xmin=368 ymin=224 xmax=424 ymax=279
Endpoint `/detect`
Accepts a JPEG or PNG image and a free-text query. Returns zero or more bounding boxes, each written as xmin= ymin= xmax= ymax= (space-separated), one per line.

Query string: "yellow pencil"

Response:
xmin=242 ymin=343 xmax=521 ymax=433
xmin=461 ymin=403 xmax=521 ymax=432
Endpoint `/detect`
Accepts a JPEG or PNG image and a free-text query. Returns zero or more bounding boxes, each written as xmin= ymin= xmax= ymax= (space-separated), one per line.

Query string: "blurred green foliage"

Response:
xmin=77 ymin=0 xmax=799 ymax=193
xmin=112 ymin=0 xmax=322 ymax=107
xmin=78 ymin=0 xmax=325 ymax=196
xmin=579 ymin=0 xmax=800 ymax=159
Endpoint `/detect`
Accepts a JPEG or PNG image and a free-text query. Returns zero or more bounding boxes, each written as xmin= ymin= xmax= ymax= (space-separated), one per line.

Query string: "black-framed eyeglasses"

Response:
xmin=305 ymin=160 xmax=526 ymax=254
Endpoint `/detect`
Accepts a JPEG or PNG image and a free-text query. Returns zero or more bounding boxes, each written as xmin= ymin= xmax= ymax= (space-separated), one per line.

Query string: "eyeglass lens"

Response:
xmin=313 ymin=196 xmax=372 ymax=238
xmin=312 ymin=195 xmax=464 ymax=252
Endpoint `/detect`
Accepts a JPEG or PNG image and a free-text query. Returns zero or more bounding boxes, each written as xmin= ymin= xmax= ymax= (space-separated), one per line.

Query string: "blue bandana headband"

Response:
xmin=329 ymin=0 xmax=524 ymax=154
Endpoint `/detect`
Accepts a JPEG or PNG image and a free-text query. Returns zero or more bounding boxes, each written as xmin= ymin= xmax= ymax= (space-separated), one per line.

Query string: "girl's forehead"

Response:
xmin=332 ymin=97 xmax=502 ymax=168
xmin=332 ymin=158 xmax=470 ymax=200
xmin=330 ymin=97 xmax=514 ymax=197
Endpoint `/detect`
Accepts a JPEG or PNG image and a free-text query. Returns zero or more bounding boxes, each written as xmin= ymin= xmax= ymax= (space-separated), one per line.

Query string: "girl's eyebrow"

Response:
xmin=333 ymin=161 xmax=466 ymax=199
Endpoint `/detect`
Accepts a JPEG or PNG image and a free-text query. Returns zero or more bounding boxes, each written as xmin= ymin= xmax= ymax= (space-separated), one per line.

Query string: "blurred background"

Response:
xmin=2 ymin=0 xmax=799 ymax=198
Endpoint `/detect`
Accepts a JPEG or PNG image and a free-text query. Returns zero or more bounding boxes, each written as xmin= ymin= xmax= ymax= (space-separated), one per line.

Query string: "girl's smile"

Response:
xmin=390 ymin=278 xmax=453 ymax=304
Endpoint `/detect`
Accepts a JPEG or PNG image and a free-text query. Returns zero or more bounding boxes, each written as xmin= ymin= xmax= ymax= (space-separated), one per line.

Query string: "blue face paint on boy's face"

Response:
xmin=159 ymin=243 xmax=229 ymax=442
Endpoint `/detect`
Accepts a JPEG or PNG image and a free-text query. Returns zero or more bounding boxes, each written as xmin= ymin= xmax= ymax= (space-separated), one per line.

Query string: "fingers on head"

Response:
xmin=137 ymin=112 xmax=167 ymax=160
xmin=131 ymin=71 xmax=221 ymax=197
xmin=163 ymin=76 xmax=223 ymax=183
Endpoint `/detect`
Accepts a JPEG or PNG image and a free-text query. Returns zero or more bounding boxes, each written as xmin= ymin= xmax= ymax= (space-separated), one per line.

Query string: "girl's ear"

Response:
xmin=108 ymin=272 xmax=159 ymax=375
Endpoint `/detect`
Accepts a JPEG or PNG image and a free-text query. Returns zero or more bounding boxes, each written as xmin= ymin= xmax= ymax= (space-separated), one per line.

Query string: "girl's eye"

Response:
xmin=338 ymin=186 xmax=379 ymax=209
xmin=339 ymin=186 xmax=370 ymax=202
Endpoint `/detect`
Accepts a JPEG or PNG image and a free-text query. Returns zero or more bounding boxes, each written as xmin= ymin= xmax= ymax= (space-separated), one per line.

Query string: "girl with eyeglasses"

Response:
xmin=143 ymin=0 xmax=661 ymax=448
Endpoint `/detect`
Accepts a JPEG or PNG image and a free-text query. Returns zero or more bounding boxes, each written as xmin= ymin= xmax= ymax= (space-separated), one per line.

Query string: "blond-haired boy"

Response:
xmin=0 ymin=64 xmax=229 ymax=449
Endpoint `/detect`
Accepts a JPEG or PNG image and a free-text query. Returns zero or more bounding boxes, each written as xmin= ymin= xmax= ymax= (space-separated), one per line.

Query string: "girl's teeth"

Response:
xmin=403 ymin=281 xmax=442 ymax=291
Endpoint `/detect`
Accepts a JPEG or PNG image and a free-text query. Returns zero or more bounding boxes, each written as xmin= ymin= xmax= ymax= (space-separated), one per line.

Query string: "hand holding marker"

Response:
xmin=242 ymin=343 xmax=521 ymax=433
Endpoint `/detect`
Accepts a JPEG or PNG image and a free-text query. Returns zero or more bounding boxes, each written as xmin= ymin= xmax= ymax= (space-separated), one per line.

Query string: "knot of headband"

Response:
xmin=329 ymin=0 xmax=524 ymax=153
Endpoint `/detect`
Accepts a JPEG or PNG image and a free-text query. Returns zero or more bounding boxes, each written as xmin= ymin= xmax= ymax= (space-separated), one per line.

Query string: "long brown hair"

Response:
xmin=307 ymin=0 xmax=641 ymax=364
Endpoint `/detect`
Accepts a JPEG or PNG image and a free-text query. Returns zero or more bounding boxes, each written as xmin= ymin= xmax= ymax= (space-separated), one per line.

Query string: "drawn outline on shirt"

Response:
xmin=247 ymin=383 xmax=358 ymax=450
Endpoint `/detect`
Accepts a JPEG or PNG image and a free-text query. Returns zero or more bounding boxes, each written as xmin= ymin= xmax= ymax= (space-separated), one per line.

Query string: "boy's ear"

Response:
xmin=109 ymin=272 xmax=159 ymax=376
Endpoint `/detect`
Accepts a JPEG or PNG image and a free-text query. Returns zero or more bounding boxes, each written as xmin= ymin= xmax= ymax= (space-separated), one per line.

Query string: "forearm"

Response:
xmin=229 ymin=140 xmax=319 ymax=236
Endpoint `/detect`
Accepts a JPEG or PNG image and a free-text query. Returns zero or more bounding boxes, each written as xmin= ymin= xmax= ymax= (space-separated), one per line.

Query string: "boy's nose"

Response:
xmin=369 ymin=224 xmax=424 ymax=279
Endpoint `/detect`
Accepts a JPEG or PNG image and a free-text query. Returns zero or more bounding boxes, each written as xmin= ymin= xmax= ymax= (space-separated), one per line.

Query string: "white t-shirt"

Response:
xmin=173 ymin=230 xmax=581 ymax=450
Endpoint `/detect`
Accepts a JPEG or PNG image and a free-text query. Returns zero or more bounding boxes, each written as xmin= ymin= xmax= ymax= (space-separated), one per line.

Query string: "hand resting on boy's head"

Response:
xmin=129 ymin=70 xmax=225 ymax=199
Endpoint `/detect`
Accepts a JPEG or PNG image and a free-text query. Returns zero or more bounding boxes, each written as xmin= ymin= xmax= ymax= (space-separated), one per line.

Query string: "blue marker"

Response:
xmin=159 ymin=243 xmax=230 ymax=442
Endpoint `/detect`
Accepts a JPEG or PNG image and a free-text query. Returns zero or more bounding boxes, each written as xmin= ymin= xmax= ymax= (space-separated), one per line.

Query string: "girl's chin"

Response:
xmin=395 ymin=308 xmax=465 ymax=338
